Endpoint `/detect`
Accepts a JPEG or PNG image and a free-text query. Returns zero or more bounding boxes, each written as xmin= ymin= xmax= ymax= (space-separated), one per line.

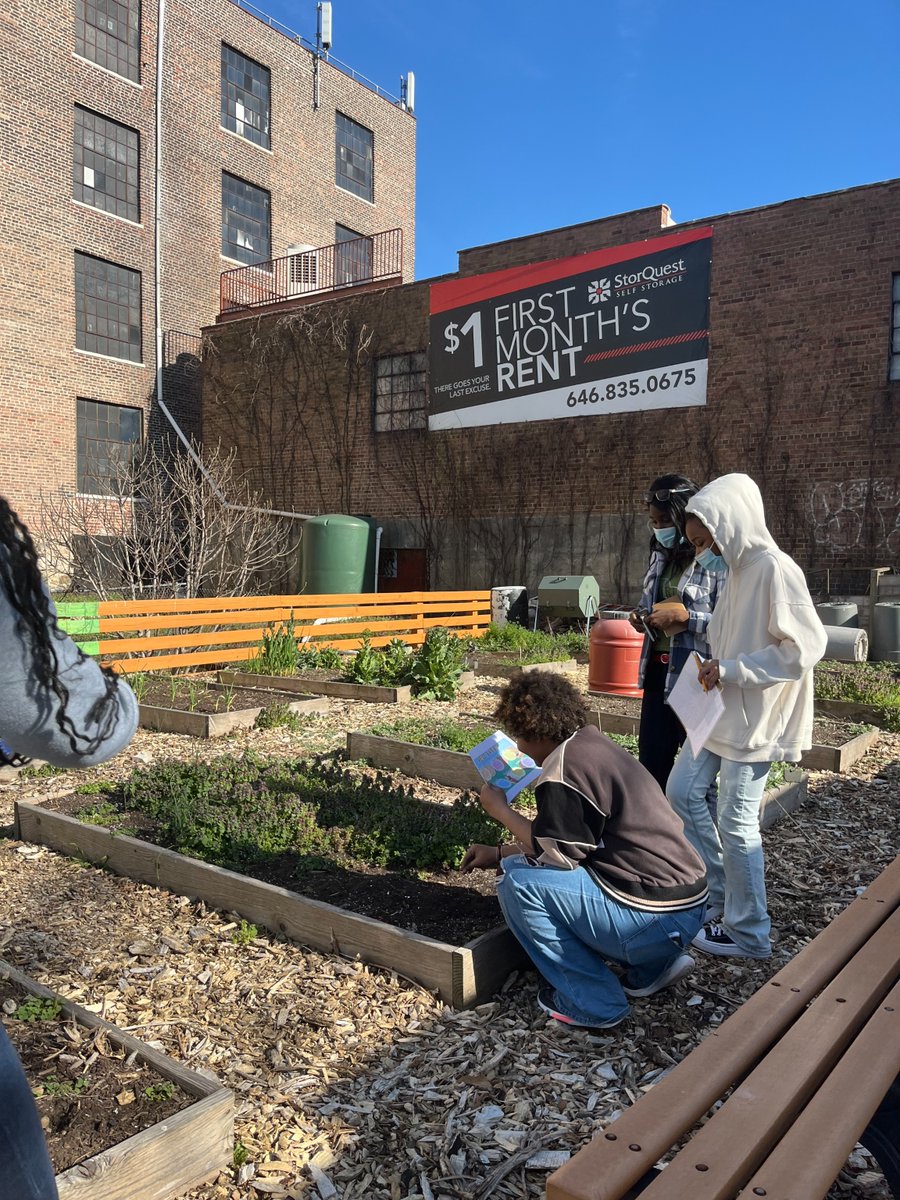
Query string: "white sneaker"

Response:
xmin=621 ymin=953 xmax=695 ymax=999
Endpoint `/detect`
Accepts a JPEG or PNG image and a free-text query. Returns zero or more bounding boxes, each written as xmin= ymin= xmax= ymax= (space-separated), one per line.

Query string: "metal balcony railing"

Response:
xmin=219 ymin=228 xmax=403 ymax=315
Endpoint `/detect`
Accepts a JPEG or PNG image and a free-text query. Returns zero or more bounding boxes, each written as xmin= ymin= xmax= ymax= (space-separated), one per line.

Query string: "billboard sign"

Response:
xmin=428 ymin=226 xmax=712 ymax=430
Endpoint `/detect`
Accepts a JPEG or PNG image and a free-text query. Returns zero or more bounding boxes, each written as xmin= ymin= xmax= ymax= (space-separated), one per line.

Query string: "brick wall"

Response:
xmin=202 ymin=179 xmax=900 ymax=596
xmin=0 ymin=0 xmax=415 ymax=533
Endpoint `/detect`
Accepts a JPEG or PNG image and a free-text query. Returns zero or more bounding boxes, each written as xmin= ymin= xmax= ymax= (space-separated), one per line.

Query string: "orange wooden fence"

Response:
xmin=56 ymin=591 xmax=492 ymax=674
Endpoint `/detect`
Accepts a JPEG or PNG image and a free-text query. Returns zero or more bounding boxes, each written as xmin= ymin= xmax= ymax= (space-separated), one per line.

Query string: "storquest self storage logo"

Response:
xmin=587 ymin=278 xmax=611 ymax=304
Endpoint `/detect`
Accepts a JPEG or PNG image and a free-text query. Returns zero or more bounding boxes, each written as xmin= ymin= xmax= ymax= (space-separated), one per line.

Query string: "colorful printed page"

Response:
xmin=468 ymin=731 xmax=541 ymax=801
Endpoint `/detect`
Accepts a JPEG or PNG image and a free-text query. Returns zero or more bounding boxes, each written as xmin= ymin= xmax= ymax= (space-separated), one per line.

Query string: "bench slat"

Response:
xmin=743 ymin=976 xmax=900 ymax=1199
xmin=635 ymin=906 xmax=900 ymax=1198
xmin=546 ymin=854 xmax=900 ymax=1200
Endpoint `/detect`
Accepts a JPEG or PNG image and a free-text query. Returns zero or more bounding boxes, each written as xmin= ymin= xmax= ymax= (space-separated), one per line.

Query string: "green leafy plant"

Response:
xmin=254 ymin=703 xmax=305 ymax=732
xmin=344 ymin=632 xmax=383 ymax=684
xmin=185 ymin=680 xmax=203 ymax=712
xmin=78 ymin=800 xmax=120 ymax=825
xmin=253 ymin=616 xmax=300 ymax=676
xmin=42 ymin=1075 xmax=90 ymax=1097
xmin=73 ymin=780 xmax=117 ymax=796
xmin=406 ymin=627 xmax=467 ymax=700
xmin=19 ymin=763 xmax=67 ymax=779
xmin=476 ymin=622 xmax=572 ymax=663
xmin=14 ymin=997 xmax=62 ymax=1022
xmin=129 ymin=672 xmax=150 ymax=703
xmin=295 ymin=643 xmax=344 ymax=672
xmin=231 ymin=919 xmax=258 ymax=945
xmin=370 ymin=716 xmax=495 ymax=753
xmin=144 ymin=1081 xmax=177 ymax=1102
xmin=232 ymin=1141 xmax=250 ymax=1169
xmin=168 ymin=675 xmax=180 ymax=706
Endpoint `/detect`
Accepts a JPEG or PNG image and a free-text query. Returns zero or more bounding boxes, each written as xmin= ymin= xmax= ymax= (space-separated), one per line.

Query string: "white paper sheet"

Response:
xmin=667 ymin=659 xmax=726 ymax=756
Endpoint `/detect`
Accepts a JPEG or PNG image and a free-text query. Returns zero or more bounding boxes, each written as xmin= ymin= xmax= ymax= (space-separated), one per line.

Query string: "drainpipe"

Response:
xmin=373 ymin=525 xmax=382 ymax=593
xmin=152 ymin=0 xmax=312 ymax=523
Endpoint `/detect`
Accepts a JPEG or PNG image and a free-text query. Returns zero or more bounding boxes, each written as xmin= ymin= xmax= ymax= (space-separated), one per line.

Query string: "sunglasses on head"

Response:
xmin=644 ymin=486 xmax=692 ymax=505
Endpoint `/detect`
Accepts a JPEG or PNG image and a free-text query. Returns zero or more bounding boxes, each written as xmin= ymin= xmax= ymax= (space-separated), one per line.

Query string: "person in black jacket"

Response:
xmin=462 ymin=670 xmax=708 ymax=1031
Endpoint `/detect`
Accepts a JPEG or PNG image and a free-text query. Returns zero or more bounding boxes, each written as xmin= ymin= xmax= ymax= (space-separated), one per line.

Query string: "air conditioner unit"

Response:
xmin=286 ymin=243 xmax=319 ymax=295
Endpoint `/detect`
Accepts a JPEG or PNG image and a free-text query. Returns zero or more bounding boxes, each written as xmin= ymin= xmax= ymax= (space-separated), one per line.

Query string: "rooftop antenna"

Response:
xmin=313 ymin=2 xmax=331 ymax=109
xmin=400 ymin=71 xmax=415 ymax=114
xmin=317 ymin=2 xmax=332 ymax=54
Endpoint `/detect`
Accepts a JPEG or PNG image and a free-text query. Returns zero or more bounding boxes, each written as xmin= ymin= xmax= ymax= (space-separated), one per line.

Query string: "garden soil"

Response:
xmin=0 ymin=666 xmax=896 ymax=1200
xmin=1 ymin=980 xmax=188 ymax=1174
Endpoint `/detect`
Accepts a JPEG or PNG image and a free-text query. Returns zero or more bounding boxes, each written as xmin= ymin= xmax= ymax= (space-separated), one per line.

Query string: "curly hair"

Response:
xmin=494 ymin=669 xmax=590 ymax=744
xmin=0 ymin=496 xmax=121 ymax=756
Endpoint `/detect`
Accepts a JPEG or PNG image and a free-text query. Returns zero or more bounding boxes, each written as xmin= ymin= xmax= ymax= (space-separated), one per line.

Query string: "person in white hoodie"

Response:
xmin=665 ymin=473 xmax=827 ymax=959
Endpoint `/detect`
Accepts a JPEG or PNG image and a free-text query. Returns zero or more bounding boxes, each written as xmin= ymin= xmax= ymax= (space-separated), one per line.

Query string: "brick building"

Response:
xmin=0 ymin=0 xmax=416 ymax=532
xmin=202 ymin=178 xmax=900 ymax=599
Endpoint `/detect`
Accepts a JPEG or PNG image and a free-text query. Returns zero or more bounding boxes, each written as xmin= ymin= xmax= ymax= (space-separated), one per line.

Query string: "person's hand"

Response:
xmin=627 ymin=609 xmax=645 ymax=632
xmin=698 ymin=658 xmax=721 ymax=690
xmin=651 ymin=602 xmax=689 ymax=630
xmin=479 ymin=783 xmax=510 ymax=820
xmin=461 ymin=843 xmax=500 ymax=873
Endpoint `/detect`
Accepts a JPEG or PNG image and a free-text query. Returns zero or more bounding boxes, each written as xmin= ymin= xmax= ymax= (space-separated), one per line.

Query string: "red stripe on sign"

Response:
xmin=429 ymin=227 xmax=714 ymax=315
xmin=582 ymin=330 xmax=708 ymax=364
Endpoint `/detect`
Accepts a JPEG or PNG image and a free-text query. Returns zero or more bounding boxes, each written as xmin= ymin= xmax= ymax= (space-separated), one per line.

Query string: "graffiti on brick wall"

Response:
xmin=811 ymin=480 xmax=900 ymax=557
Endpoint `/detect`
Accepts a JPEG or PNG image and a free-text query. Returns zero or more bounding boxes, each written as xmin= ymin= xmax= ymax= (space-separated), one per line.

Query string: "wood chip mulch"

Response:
xmin=0 ymin=668 xmax=897 ymax=1200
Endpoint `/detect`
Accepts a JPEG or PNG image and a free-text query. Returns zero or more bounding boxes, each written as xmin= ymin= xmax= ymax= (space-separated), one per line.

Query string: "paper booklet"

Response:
xmin=468 ymin=731 xmax=542 ymax=802
xmin=667 ymin=658 xmax=726 ymax=757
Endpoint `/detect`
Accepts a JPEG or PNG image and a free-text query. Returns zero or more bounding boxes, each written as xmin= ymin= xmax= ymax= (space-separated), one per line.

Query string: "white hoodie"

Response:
xmin=686 ymin=474 xmax=827 ymax=763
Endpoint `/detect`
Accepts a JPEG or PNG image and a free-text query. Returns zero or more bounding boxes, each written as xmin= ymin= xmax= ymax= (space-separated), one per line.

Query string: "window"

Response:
xmin=221 ymin=44 xmax=270 ymax=149
xmin=891 ymin=275 xmax=900 ymax=382
xmin=75 ymin=0 xmax=141 ymax=82
xmin=221 ymin=172 xmax=271 ymax=264
xmin=76 ymin=397 xmax=142 ymax=494
xmin=73 ymin=107 xmax=140 ymax=222
xmin=335 ymin=112 xmax=373 ymax=201
xmin=74 ymin=253 xmax=142 ymax=362
xmin=374 ymin=353 xmax=427 ymax=431
xmin=335 ymin=224 xmax=372 ymax=285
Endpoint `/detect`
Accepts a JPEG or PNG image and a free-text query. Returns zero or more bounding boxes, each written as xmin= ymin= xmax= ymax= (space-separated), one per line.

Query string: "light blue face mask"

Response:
xmin=696 ymin=546 xmax=728 ymax=573
xmin=653 ymin=526 xmax=678 ymax=548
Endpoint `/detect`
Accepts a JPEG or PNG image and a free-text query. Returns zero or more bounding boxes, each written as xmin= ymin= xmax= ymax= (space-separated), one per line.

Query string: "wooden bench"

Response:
xmin=547 ymin=854 xmax=900 ymax=1200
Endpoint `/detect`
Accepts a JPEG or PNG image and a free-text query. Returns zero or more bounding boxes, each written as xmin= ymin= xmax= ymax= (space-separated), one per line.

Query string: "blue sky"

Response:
xmin=262 ymin=0 xmax=899 ymax=281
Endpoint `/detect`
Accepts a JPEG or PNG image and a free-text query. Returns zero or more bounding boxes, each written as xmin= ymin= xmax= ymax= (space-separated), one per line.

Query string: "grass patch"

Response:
xmin=369 ymin=716 xmax=496 ymax=753
xmin=19 ymin=763 xmax=67 ymax=779
xmin=475 ymin=622 xmax=575 ymax=663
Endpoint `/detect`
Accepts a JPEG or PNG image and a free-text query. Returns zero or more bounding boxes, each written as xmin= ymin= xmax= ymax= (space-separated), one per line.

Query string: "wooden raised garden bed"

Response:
xmin=14 ymin=801 xmax=524 ymax=1010
xmin=348 ymin=732 xmax=484 ymax=790
xmin=800 ymin=726 xmax=880 ymax=772
xmin=349 ymin=730 xmax=807 ymax=831
xmin=469 ymin=655 xmax=577 ymax=680
xmin=0 ymin=958 xmax=232 ymax=1200
xmin=139 ymin=693 xmax=327 ymax=738
xmin=218 ymin=669 xmax=474 ymax=704
xmin=815 ymin=698 xmax=891 ymax=729
xmin=590 ymin=704 xmax=879 ymax=775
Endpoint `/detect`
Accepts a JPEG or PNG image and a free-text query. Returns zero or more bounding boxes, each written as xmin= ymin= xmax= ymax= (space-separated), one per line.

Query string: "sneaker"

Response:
xmin=621 ymin=952 xmax=695 ymax=998
xmin=693 ymin=923 xmax=769 ymax=958
xmin=536 ymin=986 xmax=627 ymax=1031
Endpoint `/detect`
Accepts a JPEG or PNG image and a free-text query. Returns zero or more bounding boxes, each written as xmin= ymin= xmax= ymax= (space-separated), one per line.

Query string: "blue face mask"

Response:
xmin=653 ymin=526 xmax=678 ymax=548
xmin=697 ymin=546 xmax=728 ymax=573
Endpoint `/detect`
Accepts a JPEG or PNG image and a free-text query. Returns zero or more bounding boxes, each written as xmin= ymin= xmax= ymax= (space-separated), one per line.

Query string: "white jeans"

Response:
xmin=667 ymin=743 xmax=772 ymax=958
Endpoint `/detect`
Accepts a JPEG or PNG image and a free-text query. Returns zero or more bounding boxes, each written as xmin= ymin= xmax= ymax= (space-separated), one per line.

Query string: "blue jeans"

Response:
xmin=495 ymin=855 xmax=705 ymax=1025
xmin=0 ymin=1024 xmax=58 ymax=1200
xmin=667 ymin=743 xmax=772 ymax=957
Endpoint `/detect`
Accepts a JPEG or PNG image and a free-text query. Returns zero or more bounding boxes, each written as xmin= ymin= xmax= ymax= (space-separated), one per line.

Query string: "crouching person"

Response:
xmin=461 ymin=670 xmax=708 ymax=1030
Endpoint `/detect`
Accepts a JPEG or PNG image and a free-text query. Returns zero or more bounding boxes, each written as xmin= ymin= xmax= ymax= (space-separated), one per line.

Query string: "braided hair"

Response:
xmin=0 ymin=496 xmax=121 ymax=756
xmin=645 ymin=472 xmax=699 ymax=572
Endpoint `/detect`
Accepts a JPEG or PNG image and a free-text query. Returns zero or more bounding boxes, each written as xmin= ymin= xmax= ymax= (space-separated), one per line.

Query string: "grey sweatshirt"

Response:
xmin=0 ymin=574 xmax=138 ymax=767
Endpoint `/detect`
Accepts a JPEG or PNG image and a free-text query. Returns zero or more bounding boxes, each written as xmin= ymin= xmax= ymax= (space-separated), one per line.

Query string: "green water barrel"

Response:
xmin=301 ymin=514 xmax=374 ymax=595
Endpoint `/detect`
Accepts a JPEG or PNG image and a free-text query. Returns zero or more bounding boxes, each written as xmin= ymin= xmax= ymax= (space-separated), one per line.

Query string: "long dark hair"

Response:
xmin=645 ymin=472 xmax=699 ymax=572
xmin=0 ymin=496 xmax=121 ymax=756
